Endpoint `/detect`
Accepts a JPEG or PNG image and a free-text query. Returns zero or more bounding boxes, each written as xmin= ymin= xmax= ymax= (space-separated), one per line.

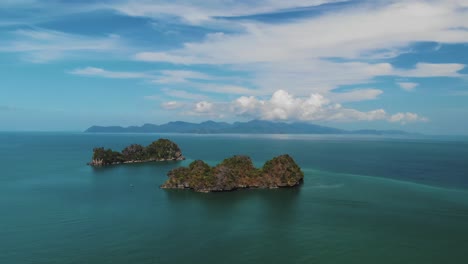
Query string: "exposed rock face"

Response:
xmin=161 ymin=154 xmax=303 ymax=192
xmin=88 ymin=139 xmax=185 ymax=166
xmin=261 ymin=155 xmax=304 ymax=187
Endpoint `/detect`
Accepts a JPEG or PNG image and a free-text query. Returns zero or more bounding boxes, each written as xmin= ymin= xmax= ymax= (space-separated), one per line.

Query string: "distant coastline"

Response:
xmin=85 ymin=120 xmax=418 ymax=136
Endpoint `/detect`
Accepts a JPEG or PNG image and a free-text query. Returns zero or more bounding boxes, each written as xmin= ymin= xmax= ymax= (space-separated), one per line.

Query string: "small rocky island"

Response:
xmin=161 ymin=154 xmax=303 ymax=192
xmin=89 ymin=138 xmax=185 ymax=166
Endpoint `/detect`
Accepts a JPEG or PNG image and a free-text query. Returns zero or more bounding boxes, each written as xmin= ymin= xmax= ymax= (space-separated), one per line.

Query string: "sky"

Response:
xmin=1 ymin=0 xmax=468 ymax=134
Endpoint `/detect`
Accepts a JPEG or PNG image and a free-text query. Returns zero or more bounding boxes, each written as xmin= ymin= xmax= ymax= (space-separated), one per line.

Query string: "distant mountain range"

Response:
xmin=85 ymin=120 xmax=416 ymax=135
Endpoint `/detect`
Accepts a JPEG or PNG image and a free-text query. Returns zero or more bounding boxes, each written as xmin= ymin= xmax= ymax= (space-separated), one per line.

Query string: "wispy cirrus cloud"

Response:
xmin=130 ymin=1 xmax=467 ymax=103
xmin=110 ymin=0 xmax=348 ymax=24
xmin=243 ymin=61 xmax=465 ymax=97
xmin=160 ymin=101 xmax=186 ymax=110
xmin=0 ymin=29 xmax=126 ymax=62
xmin=70 ymin=67 xmax=149 ymax=79
xmin=397 ymin=82 xmax=419 ymax=91
xmin=154 ymin=88 xmax=208 ymax=101
xmin=151 ymin=70 xmax=215 ymax=83
xmin=329 ymin=88 xmax=384 ymax=103
xmin=394 ymin=63 xmax=466 ymax=78
xmin=70 ymin=66 xmax=261 ymax=97
xmin=70 ymin=66 xmax=216 ymax=84
xmin=134 ymin=1 xmax=468 ymax=64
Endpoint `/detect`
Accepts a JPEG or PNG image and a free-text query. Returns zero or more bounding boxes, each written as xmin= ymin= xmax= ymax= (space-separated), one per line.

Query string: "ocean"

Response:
xmin=1 ymin=132 xmax=468 ymax=263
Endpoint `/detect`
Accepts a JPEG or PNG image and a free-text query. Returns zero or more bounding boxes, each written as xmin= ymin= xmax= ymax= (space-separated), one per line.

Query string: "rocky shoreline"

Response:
xmin=161 ymin=154 xmax=303 ymax=193
xmin=88 ymin=156 xmax=185 ymax=166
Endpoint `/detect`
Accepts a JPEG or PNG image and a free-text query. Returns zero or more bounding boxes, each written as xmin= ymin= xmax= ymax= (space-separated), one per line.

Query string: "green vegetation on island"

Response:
xmin=89 ymin=139 xmax=185 ymax=166
xmin=161 ymin=154 xmax=303 ymax=192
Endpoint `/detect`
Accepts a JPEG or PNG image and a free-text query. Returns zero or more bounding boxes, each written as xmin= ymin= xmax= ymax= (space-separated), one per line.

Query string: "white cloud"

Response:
xmin=132 ymin=0 xmax=467 ymax=98
xmin=397 ymin=82 xmax=419 ymax=91
xmin=70 ymin=67 xmax=215 ymax=82
xmin=111 ymin=0 xmax=346 ymax=24
xmin=132 ymin=1 xmax=467 ymax=99
xmin=69 ymin=66 xmax=256 ymax=95
xmin=160 ymin=101 xmax=186 ymax=110
xmin=389 ymin=112 xmax=429 ymax=124
xmin=135 ymin=52 xmax=198 ymax=64
xmin=242 ymin=61 xmax=391 ymax=95
xmin=70 ymin=67 xmax=148 ymax=79
xmin=4 ymin=0 xmax=464 ymax=126
xmin=194 ymin=101 xmax=214 ymax=113
xmin=186 ymin=89 xmax=427 ymax=123
xmin=194 ymin=83 xmax=263 ymax=95
xmin=160 ymin=88 xmax=208 ymax=100
xmin=0 ymin=29 xmax=124 ymax=62
xmin=395 ymin=63 xmax=465 ymax=77
xmin=146 ymin=89 xmax=208 ymax=102
xmin=151 ymin=70 xmax=214 ymax=83
xmin=230 ymin=89 xmax=389 ymax=122
xmin=329 ymin=88 xmax=383 ymax=103
xmin=238 ymin=61 xmax=464 ymax=96
xmin=134 ymin=1 xmax=468 ymax=65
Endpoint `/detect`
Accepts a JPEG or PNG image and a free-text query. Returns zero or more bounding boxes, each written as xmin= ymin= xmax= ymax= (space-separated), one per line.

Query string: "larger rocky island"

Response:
xmin=89 ymin=139 xmax=185 ymax=166
xmin=161 ymin=154 xmax=304 ymax=192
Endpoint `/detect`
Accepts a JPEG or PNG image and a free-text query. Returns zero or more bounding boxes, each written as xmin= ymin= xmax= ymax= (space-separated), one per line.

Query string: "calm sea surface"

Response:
xmin=1 ymin=132 xmax=468 ymax=264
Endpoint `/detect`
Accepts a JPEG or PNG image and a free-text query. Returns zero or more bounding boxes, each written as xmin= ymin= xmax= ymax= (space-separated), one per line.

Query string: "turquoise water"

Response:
xmin=1 ymin=132 xmax=468 ymax=264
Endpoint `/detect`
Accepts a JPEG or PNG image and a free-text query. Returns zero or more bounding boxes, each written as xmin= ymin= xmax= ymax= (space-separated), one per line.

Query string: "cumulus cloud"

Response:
xmin=397 ymin=82 xmax=419 ymax=91
xmin=389 ymin=112 xmax=429 ymax=124
xmin=193 ymin=101 xmax=214 ymax=113
xmin=182 ymin=89 xmax=427 ymax=124
xmin=231 ymin=90 xmax=388 ymax=122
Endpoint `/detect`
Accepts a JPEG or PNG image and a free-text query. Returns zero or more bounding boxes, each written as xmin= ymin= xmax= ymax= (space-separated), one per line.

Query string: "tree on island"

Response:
xmin=89 ymin=139 xmax=184 ymax=166
xmin=161 ymin=154 xmax=304 ymax=192
xmin=122 ymin=144 xmax=146 ymax=161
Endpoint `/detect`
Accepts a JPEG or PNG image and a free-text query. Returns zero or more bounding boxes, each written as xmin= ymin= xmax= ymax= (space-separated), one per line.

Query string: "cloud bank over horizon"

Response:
xmin=161 ymin=89 xmax=428 ymax=124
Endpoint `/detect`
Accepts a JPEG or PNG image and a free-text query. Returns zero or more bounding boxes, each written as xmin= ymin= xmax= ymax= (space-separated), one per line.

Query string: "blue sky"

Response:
xmin=1 ymin=0 xmax=468 ymax=134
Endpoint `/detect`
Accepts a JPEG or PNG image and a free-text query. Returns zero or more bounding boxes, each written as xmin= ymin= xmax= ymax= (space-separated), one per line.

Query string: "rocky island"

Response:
xmin=89 ymin=138 xmax=185 ymax=166
xmin=161 ymin=154 xmax=303 ymax=192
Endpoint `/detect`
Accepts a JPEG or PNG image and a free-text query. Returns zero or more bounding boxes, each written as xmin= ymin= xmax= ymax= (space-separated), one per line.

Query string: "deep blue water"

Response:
xmin=1 ymin=132 xmax=468 ymax=263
